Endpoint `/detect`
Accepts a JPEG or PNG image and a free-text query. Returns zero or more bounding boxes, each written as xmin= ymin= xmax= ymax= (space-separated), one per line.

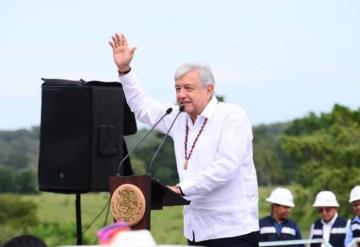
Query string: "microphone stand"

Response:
xmin=148 ymin=105 xmax=184 ymax=177
xmin=108 ymin=106 xmax=188 ymax=231
xmin=116 ymin=107 xmax=173 ymax=175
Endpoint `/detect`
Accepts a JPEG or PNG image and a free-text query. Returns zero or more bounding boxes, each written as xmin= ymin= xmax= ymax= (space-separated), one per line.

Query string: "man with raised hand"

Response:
xmin=109 ymin=33 xmax=259 ymax=246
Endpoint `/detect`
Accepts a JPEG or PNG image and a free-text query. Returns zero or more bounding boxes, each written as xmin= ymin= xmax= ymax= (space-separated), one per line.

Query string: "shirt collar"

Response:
xmin=199 ymin=96 xmax=218 ymax=120
xmin=321 ymin=213 xmax=338 ymax=226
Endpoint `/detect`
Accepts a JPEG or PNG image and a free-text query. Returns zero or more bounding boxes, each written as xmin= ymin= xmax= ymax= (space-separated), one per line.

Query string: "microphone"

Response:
xmin=147 ymin=105 xmax=185 ymax=177
xmin=116 ymin=107 xmax=173 ymax=175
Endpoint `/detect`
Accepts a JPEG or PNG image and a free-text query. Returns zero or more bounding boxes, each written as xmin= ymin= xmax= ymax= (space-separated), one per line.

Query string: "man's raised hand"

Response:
xmin=108 ymin=33 xmax=137 ymax=72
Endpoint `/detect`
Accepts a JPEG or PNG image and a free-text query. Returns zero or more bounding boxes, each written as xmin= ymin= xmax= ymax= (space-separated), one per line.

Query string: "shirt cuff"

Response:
xmin=118 ymin=70 xmax=136 ymax=84
xmin=177 ymin=179 xmax=197 ymax=196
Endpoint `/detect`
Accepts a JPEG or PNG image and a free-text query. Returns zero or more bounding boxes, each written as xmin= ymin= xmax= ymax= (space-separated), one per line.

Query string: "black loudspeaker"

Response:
xmin=38 ymin=79 xmax=137 ymax=193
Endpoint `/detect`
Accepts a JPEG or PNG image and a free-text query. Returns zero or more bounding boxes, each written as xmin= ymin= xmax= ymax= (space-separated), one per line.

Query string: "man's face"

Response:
xmin=317 ymin=207 xmax=337 ymax=223
xmin=273 ymin=204 xmax=291 ymax=221
xmin=352 ymin=200 xmax=360 ymax=216
xmin=175 ymin=70 xmax=214 ymax=120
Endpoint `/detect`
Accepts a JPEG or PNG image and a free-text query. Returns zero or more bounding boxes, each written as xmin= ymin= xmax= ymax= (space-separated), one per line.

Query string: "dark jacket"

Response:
xmin=259 ymin=215 xmax=304 ymax=247
xmin=310 ymin=216 xmax=348 ymax=247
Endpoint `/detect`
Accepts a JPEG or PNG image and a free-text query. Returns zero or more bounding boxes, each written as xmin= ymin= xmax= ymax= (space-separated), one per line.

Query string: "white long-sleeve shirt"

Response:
xmin=119 ymin=71 xmax=259 ymax=241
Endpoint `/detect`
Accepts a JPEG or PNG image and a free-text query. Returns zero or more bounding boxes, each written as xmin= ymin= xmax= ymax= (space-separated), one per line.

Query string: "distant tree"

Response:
xmin=130 ymin=158 xmax=147 ymax=175
xmin=152 ymin=137 xmax=178 ymax=184
xmin=0 ymin=128 xmax=39 ymax=193
xmin=0 ymin=128 xmax=38 ymax=169
xmin=0 ymin=194 xmax=38 ymax=244
xmin=14 ymin=169 xmax=38 ymax=194
xmin=281 ymin=104 xmax=360 ymax=217
xmin=0 ymin=166 xmax=15 ymax=192
xmin=30 ymin=126 xmax=41 ymax=139
xmin=253 ymin=123 xmax=291 ymax=186
xmin=216 ymin=95 xmax=225 ymax=102
xmin=125 ymin=128 xmax=178 ymax=184
xmin=3 ymin=152 xmax=30 ymax=169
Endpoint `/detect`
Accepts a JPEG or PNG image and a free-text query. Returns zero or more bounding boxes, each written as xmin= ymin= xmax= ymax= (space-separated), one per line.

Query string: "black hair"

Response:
xmin=2 ymin=235 xmax=47 ymax=247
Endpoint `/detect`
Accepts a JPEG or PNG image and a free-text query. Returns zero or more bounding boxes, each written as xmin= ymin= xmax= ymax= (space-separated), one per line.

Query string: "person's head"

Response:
xmin=313 ymin=191 xmax=339 ymax=223
xmin=349 ymin=185 xmax=360 ymax=217
xmin=2 ymin=235 xmax=47 ymax=247
xmin=266 ymin=187 xmax=294 ymax=222
xmin=174 ymin=64 xmax=215 ymax=121
xmin=271 ymin=204 xmax=292 ymax=222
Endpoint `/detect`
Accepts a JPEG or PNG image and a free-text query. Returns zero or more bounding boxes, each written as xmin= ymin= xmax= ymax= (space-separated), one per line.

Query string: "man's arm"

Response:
xmin=108 ymin=33 xmax=174 ymax=132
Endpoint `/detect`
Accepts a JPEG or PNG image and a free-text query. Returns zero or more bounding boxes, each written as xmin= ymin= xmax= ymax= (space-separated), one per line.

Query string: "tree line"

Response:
xmin=0 ymin=127 xmax=39 ymax=193
xmin=1 ymin=104 xmax=360 ymax=217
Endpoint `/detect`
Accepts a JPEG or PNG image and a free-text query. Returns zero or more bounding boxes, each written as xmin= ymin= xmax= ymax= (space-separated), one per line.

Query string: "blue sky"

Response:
xmin=1 ymin=0 xmax=359 ymax=130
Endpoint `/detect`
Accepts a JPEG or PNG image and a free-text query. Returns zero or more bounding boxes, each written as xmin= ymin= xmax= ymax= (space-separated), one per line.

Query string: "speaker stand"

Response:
xmin=75 ymin=193 xmax=83 ymax=245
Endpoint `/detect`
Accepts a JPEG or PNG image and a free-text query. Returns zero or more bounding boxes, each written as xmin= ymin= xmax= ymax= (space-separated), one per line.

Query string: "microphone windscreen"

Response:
xmin=165 ymin=107 xmax=173 ymax=114
xmin=179 ymin=105 xmax=185 ymax=112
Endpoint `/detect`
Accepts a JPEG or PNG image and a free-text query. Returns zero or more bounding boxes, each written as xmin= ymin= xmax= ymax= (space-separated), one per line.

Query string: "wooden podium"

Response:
xmin=109 ymin=175 xmax=190 ymax=230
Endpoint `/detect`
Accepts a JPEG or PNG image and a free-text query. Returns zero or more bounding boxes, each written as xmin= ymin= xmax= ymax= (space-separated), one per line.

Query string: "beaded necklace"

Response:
xmin=184 ymin=117 xmax=208 ymax=170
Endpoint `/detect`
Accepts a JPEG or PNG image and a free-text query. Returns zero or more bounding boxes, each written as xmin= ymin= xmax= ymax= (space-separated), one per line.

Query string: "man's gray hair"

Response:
xmin=174 ymin=63 xmax=215 ymax=87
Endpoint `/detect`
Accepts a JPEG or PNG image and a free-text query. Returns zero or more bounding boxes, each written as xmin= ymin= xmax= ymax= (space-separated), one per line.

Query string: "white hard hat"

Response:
xmin=349 ymin=185 xmax=360 ymax=203
xmin=313 ymin=191 xmax=339 ymax=207
xmin=266 ymin=187 xmax=294 ymax=207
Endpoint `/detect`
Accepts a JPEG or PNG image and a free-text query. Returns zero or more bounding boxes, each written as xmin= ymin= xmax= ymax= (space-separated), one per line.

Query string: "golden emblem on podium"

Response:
xmin=111 ymin=183 xmax=146 ymax=226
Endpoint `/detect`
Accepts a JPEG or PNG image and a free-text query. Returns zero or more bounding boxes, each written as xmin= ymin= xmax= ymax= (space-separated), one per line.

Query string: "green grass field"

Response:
xmin=21 ymin=192 xmax=186 ymax=245
xmin=16 ymin=186 xmax=311 ymax=246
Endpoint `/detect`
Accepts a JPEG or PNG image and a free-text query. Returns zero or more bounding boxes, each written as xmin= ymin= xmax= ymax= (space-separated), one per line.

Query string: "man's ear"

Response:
xmin=206 ymin=84 xmax=214 ymax=94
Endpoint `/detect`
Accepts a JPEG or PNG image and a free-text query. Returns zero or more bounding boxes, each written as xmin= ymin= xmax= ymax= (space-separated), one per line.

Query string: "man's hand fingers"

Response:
xmin=115 ymin=33 xmax=122 ymax=46
xmin=121 ymin=33 xmax=128 ymax=47
xmin=108 ymin=41 xmax=114 ymax=49
xmin=111 ymin=36 xmax=118 ymax=47
xmin=130 ymin=47 xmax=137 ymax=56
